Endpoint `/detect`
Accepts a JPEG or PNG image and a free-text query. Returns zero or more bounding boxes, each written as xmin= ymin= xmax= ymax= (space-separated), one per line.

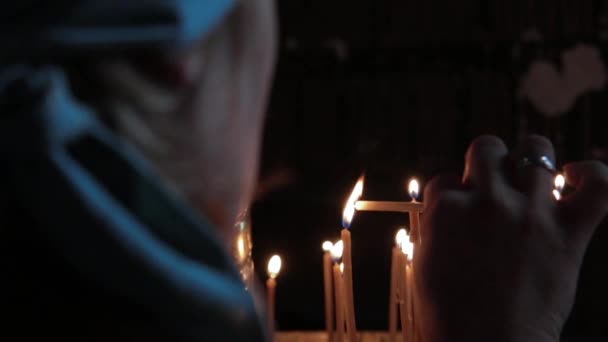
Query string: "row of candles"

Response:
xmin=264 ymin=173 xmax=567 ymax=341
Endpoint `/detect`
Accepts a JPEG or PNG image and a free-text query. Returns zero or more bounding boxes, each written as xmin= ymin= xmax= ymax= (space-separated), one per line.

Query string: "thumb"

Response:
xmin=559 ymin=161 xmax=608 ymax=244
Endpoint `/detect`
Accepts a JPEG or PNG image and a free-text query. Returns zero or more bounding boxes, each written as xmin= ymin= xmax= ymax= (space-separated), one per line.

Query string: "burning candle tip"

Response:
xmin=322 ymin=241 xmax=334 ymax=252
xmin=330 ymin=240 xmax=344 ymax=262
xmin=342 ymin=176 xmax=364 ymax=228
xmin=267 ymin=255 xmax=282 ymax=279
xmin=408 ymin=179 xmax=420 ymax=200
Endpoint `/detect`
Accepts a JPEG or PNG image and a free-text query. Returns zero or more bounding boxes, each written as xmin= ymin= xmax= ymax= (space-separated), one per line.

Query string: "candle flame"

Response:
xmin=342 ymin=176 xmax=364 ymax=228
xmin=554 ymin=174 xmax=565 ymax=193
xmin=322 ymin=241 xmax=334 ymax=252
xmin=408 ymin=179 xmax=420 ymax=200
xmin=339 ymin=263 xmax=344 ymax=274
xmin=400 ymin=238 xmax=414 ymax=261
xmin=406 ymin=243 xmax=414 ymax=261
xmin=395 ymin=228 xmax=408 ymax=247
xmin=553 ymin=189 xmax=562 ymax=201
xmin=267 ymin=255 xmax=282 ymax=279
xmin=330 ymin=240 xmax=344 ymax=261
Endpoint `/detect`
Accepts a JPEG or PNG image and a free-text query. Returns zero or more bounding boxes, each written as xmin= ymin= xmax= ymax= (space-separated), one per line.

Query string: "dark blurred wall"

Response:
xmin=253 ymin=1 xmax=608 ymax=338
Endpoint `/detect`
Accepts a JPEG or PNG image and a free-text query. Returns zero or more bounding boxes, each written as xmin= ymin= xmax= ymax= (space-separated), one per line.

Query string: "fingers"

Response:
xmin=559 ymin=161 xmax=608 ymax=243
xmin=422 ymin=174 xmax=469 ymax=240
xmin=423 ymin=173 xmax=464 ymax=209
xmin=463 ymin=135 xmax=509 ymax=197
xmin=511 ymin=135 xmax=556 ymax=202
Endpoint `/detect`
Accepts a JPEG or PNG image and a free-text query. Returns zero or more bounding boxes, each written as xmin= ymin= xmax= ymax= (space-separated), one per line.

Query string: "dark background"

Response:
xmin=252 ymin=1 xmax=608 ymax=339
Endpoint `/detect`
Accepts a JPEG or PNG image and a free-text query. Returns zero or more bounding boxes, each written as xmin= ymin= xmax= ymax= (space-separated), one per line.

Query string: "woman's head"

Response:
xmin=78 ymin=0 xmax=278 ymax=241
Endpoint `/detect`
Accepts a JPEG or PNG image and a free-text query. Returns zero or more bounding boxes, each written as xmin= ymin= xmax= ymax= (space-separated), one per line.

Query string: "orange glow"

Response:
xmin=236 ymin=235 xmax=246 ymax=261
xmin=342 ymin=176 xmax=364 ymax=228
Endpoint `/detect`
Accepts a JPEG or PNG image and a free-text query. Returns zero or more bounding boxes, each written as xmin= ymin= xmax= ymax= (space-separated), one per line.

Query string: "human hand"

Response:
xmin=414 ymin=135 xmax=608 ymax=342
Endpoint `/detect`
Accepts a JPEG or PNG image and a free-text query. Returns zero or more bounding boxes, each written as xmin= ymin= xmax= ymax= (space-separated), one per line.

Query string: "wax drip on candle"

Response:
xmin=408 ymin=179 xmax=420 ymax=201
xmin=342 ymin=176 xmax=364 ymax=228
xmin=267 ymin=255 xmax=282 ymax=279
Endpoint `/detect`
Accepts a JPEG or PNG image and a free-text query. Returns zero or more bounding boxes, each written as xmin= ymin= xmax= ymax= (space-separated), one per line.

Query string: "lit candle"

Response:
xmin=404 ymin=240 xmax=415 ymax=342
xmin=397 ymin=245 xmax=408 ymax=342
xmin=341 ymin=177 xmax=364 ymax=342
xmin=322 ymin=241 xmax=335 ymax=342
xmin=390 ymin=229 xmax=408 ymax=342
xmin=266 ymin=255 xmax=282 ymax=334
xmin=553 ymin=173 xmax=565 ymax=200
xmin=331 ymin=241 xmax=345 ymax=342
xmin=408 ymin=179 xmax=422 ymax=245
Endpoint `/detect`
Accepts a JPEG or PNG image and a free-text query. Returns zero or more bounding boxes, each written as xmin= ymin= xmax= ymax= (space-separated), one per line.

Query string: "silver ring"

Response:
xmin=517 ymin=155 xmax=557 ymax=175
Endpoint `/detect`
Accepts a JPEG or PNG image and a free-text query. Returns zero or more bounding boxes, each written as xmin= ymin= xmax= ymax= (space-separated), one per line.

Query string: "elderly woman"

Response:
xmin=1 ymin=1 xmax=607 ymax=342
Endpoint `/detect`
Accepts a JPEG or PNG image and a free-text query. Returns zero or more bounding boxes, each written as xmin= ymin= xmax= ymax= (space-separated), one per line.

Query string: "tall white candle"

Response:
xmin=390 ymin=229 xmax=408 ymax=342
xmin=322 ymin=241 xmax=334 ymax=342
xmin=331 ymin=241 xmax=345 ymax=341
xmin=408 ymin=179 xmax=422 ymax=245
xmin=341 ymin=177 xmax=364 ymax=342
xmin=266 ymin=255 xmax=282 ymax=334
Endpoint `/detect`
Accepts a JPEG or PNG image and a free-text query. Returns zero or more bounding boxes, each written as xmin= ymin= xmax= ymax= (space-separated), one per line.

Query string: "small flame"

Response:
xmin=408 ymin=179 xmax=420 ymax=200
xmin=342 ymin=176 xmax=365 ymax=228
xmin=339 ymin=263 xmax=344 ymax=274
xmin=395 ymin=228 xmax=408 ymax=247
xmin=400 ymin=238 xmax=414 ymax=261
xmin=267 ymin=255 xmax=282 ymax=279
xmin=553 ymin=189 xmax=562 ymax=201
xmin=322 ymin=241 xmax=334 ymax=252
xmin=330 ymin=240 xmax=344 ymax=261
xmin=554 ymin=174 xmax=565 ymax=193
xmin=406 ymin=243 xmax=414 ymax=261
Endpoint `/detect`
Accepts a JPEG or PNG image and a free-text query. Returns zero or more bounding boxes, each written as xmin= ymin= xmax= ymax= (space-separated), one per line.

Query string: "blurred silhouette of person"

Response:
xmin=1 ymin=1 xmax=607 ymax=342
xmin=1 ymin=0 xmax=275 ymax=341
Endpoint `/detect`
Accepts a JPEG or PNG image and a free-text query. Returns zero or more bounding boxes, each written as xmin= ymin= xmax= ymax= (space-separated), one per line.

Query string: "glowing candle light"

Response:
xmin=408 ymin=179 xmax=420 ymax=200
xmin=341 ymin=177 xmax=363 ymax=342
xmin=322 ymin=241 xmax=334 ymax=342
xmin=553 ymin=173 xmax=565 ymax=200
xmin=553 ymin=189 xmax=562 ymax=201
xmin=331 ymin=241 xmax=345 ymax=342
xmin=390 ymin=228 xmax=408 ymax=342
xmin=266 ymin=255 xmax=282 ymax=334
xmin=236 ymin=235 xmax=246 ymax=262
xmin=553 ymin=174 xmax=565 ymax=201
xmin=354 ymin=178 xmax=423 ymax=214
xmin=555 ymin=174 xmax=565 ymax=192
